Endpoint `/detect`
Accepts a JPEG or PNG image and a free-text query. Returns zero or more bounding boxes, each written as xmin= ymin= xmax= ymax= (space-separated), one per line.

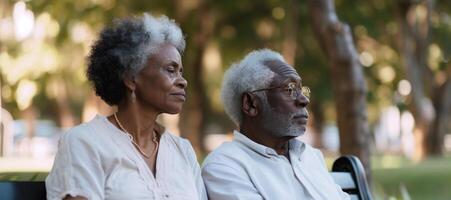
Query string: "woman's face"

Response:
xmin=134 ymin=44 xmax=187 ymax=114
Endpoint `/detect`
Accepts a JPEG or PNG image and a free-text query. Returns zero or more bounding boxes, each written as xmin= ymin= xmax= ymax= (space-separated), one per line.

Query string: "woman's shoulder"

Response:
xmin=61 ymin=115 xmax=107 ymax=144
xmin=163 ymin=132 xmax=197 ymax=161
xmin=163 ymin=132 xmax=192 ymax=149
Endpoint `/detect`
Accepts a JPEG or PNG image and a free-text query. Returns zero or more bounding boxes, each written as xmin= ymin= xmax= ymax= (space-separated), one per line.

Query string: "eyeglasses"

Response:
xmin=249 ymin=82 xmax=311 ymax=100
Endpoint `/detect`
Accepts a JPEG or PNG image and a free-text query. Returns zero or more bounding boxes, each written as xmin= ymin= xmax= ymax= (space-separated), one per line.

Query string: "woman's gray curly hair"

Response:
xmin=220 ymin=49 xmax=286 ymax=126
xmin=87 ymin=13 xmax=185 ymax=105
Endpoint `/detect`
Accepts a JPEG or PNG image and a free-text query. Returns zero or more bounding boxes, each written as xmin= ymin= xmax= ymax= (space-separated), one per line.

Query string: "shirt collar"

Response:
xmin=233 ymin=130 xmax=306 ymax=158
xmin=288 ymin=137 xmax=306 ymax=160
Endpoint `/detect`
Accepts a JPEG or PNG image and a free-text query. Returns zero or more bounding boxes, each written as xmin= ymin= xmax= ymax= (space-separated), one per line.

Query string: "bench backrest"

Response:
xmin=330 ymin=155 xmax=372 ymax=200
xmin=331 ymin=171 xmax=359 ymax=200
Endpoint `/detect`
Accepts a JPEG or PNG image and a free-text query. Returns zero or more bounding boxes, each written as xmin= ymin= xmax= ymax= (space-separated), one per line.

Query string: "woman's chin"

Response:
xmin=164 ymin=106 xmax=183 ymax=115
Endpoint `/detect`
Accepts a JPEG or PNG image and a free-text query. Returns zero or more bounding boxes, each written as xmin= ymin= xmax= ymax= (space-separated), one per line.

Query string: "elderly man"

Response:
xmin=202 ymin=49 xmax=350 ymax=200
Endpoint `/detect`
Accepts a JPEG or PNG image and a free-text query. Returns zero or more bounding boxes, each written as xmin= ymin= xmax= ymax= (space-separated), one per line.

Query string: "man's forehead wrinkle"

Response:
xmin=263 ymin=59 xmax=299 ymax=76
xmin=263 ymin=60 xmax=300 ymax=87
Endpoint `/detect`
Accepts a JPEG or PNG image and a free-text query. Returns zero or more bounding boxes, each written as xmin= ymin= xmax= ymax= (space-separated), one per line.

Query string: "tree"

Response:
xmin=307 ymin=0 xmax=372 ymax=179
xmin=397 ymin=0 xmax=451 ymax=159
xmin=177 ymin=0 xmax=216 ymax=156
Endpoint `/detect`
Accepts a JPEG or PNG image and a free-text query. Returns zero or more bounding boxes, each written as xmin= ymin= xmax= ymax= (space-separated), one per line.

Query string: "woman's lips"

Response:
xmin=171 ymin=92 xmax=186 ymax=101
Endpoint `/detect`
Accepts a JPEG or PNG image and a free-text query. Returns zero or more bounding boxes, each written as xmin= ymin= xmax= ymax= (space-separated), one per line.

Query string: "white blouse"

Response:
xmin=46 ymin=115 xmax=207 ymax=200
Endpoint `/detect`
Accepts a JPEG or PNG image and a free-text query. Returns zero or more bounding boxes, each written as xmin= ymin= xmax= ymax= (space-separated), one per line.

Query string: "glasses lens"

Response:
xmin=301 ymin=86 xmax=310 ymax=98
xmin=287 ymin=83 xmax=296 ymax=99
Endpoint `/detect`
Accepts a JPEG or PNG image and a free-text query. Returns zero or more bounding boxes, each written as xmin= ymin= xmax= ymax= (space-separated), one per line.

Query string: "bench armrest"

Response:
xmin=331 ymin=155 xmax=372 ymax=200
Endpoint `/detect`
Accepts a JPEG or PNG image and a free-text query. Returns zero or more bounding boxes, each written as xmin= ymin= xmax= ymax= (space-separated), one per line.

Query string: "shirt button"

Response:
xmin=165 ymin=194 xmax=170 ymax=198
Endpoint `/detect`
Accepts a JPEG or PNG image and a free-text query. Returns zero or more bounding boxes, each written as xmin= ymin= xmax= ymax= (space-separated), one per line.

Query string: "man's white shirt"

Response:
xmin=202 ymin=130 xmax=350 ymax=200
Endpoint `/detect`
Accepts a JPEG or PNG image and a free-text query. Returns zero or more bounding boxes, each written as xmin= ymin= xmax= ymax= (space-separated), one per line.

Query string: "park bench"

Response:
xmin=0 ymin=156 xmax=372 ymax=200
xmin=331 ymin=155 xmax=373 ymax=200
xmin=0 ymin=172 xmax=47 ymax=200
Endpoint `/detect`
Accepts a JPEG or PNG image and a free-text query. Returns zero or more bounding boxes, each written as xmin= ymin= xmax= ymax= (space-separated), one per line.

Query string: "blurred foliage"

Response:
xmin=1 ymin=1 xmax=450 ymax=198
xmin=0 ymin=0 xmax=450 ymax=134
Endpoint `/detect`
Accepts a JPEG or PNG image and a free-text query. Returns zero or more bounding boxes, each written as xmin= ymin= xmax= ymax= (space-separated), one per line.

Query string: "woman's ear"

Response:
xmin=123 ymin=74 xmax=136 ymax=91
xmin=242 ymin=92 xmax=258 ymax=117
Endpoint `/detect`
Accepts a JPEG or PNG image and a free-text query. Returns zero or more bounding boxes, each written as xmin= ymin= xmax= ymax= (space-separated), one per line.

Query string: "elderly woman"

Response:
xmin=46 ymin=13 xmax=207 ymax=200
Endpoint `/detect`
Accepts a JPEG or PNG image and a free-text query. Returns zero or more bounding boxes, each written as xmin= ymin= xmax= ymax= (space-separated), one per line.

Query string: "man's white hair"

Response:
xmin=221 ymin=49 xmax=286 ymax=126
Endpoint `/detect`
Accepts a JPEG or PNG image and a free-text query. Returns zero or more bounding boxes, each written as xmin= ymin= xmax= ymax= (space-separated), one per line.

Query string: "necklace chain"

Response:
xmin=113 ymin=112 xmax=159 ymax=159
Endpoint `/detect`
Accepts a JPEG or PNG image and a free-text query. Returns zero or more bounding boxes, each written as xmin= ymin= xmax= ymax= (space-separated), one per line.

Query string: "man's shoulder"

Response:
xmin=202 ymin=140 xmax=249 ymax=167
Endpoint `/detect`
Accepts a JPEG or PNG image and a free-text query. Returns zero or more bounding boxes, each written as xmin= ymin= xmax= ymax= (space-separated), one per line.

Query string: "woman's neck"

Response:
xmin=115 ymin=100 xmax=159 ymax=146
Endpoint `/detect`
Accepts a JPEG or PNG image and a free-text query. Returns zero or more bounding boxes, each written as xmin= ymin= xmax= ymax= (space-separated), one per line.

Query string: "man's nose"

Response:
xmin=295 ymin=92 xmax=309 ymax=107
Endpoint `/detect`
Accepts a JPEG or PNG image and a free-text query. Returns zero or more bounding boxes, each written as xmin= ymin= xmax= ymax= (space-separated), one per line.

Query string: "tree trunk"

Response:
xmin=177 ymin=0 xmax=214 ymax=157
xmin=396 ymin=0 xmax=447 ymax=159
xmin=429 ymin=65 xmax=451 ymax=155
xmin=307 ymin=0 xmax=371 ymax=179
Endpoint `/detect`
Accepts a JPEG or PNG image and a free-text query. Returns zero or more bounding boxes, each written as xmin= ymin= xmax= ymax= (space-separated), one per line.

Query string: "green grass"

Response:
xmin=0 ymin=172 xmax=48 ymax=181
xmin=372 ymin=156 xmax=451 ymax=200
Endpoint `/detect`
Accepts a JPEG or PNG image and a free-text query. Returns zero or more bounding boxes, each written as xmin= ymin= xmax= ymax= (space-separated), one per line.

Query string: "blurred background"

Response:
xmin=0 ymin=0 xmax=450 ymax=199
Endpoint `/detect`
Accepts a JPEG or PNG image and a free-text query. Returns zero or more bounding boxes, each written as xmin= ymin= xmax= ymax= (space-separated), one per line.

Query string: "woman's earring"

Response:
xmin=131 ymin=90 xmax=136 ymax=99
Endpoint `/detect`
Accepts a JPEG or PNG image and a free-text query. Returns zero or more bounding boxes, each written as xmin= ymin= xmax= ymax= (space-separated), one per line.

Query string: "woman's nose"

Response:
xmin=176 ymin=76 xmax=188 ymax=89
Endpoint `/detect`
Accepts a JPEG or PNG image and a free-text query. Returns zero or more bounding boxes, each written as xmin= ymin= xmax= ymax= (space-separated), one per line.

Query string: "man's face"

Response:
xmin=260 ymin=60 xmax=310 ymax=138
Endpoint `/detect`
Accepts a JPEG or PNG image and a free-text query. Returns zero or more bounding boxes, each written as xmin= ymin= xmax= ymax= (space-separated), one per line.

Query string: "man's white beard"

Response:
xmin=260 ymin=95 xmax=305 ymax=137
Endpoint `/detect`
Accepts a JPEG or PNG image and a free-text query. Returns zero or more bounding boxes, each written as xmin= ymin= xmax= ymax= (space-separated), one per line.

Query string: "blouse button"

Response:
xmin=164 ymin=194 xmax=170 ymax=198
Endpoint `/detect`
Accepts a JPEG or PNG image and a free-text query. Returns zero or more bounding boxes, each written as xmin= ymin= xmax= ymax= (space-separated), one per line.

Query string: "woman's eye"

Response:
xmin=167 ymin=67 xmax=175 ymax=73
